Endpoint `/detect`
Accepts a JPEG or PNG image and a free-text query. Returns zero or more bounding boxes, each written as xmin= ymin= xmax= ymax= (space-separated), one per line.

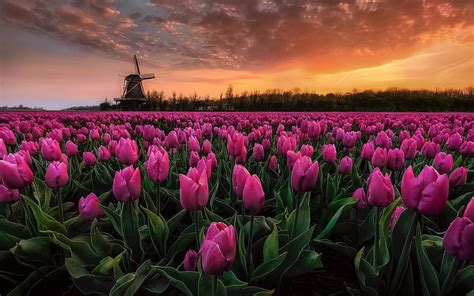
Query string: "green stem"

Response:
xmin=373 ymin=207 xmax=382 ymax=267
xmin=291 ymin=192 xmax=302 ymax=238
xmin=192 ymin=211 xmax=200 ymax=249
xmin=241 ymin=201 xmax=245 ymax=227
xmin=211 ymin=275 xmax=217 ymax=296
xmin=440 ymin=258 xmax=461 ymax=296
xmin=57 ymin=189 xmax=64 ymax=223
xmin=247 ymin=211 xmax=255 ymax=275
xmin=156 ymin=182 xmax=161 ymax=213
xmin=8 ymin=203 xmax=13 ymax=221
xmin=391 ymin=212 xmax=419 ymax=294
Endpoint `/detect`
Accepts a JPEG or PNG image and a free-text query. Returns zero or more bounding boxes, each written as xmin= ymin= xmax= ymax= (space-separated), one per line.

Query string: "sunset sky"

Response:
xmin=0 ymin=0 xmax=473 ymax=109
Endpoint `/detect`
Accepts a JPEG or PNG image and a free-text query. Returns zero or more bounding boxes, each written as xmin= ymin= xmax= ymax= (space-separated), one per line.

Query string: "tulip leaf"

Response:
xmin=100 ymin=204 xmax=122 ymax=236
xmin=158 ymin=266 xmax=199 ymax=296
xmin=90 ymin=220 xmax=111 ymax=258
xmin=120 ymin=201 xmax=144 ymax=264
xmin=167 ymin=209 xmax=188 ymax=233
xmin=414 ymin=226 xmax=439 ymax=296
xmin=286 ymin=250 xmax=322 ymax=277
xmin=316 ymin=199 xmax=357 ymax=239
xmin=354 ymin=248 xmax=381 ymax=296
xmin=313 ymin=239 xmax=357 ymax=258
xmin=109 ymin=260 xmax=152 ymax=296
xmin=143 ymin=207 xmax=169 ymax=256
xmin=262 ymin=223 xmax=279 ymax=263
xmin=452 ymin=265 xmax=474 ymax=294
xmin=23 ymin=195 xmax=66 ymax=235
xmin=0 ymin=218 xmax=31 ymax=239
xmin=251 ymin=252 xmax=287 ymax=283
xmin=65 ymin=257 xmax=115 ymax=294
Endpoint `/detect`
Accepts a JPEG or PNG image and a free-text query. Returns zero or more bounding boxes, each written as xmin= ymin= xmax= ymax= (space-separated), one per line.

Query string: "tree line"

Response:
xmin=100 ymin=86 xmax=474 ymax=112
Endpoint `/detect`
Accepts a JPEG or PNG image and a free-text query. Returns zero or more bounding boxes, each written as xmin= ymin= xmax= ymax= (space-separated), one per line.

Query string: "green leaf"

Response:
xmin=316 ymin=199 xmax=357 ymax=239
xmin=452 ymin=265 xmax=474 ymax=294
xmin=158 ymin=266 xmax=199 ymax=296
xmin=414 ymin=226 xmax=439 ymax=296
xmin=109 ymin=260 xmax=152 ymax=296
xmin=66 ymin=257 xmax=115 ymax=294
xmin=143 ymin=207 xmax=169 ymax=256
xmin=90 ymin=220 xmax=110 ymax=257
xmin=251 ymin=252 xmax=287 ymax=283
xmin=9 ymin=236 xmax=51 ymax=265
xmin=23 ymin=195 xmax=66 ymax=234
xmin=262 ymin=223 xmax=279 ymax=263
xmin=354 ymin=248 xmax=380 ymax=296
xmin=121 ymin=201 xmax=144 ymax=264
xmin=167 ymin=209 xmax=187 ymax=233
xmin=0 ymin=218 xmax=31 ymax=239
xmin=285 ymin=250 xmax=322 ymax=277
xmin=43 ymin=230 xmax=101 ymax=265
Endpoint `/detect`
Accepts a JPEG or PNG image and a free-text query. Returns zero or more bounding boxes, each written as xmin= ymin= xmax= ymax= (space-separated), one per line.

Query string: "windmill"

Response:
xmin=114 ymin=55 xmax=155 ymax=110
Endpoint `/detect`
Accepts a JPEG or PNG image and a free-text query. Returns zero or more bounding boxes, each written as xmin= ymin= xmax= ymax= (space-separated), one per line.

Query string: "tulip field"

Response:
xmin=0 ymin=111 xmax=474 ymax=296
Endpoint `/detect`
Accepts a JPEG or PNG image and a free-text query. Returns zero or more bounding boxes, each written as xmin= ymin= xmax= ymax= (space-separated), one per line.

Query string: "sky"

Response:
xmin=0 ymin=0 xmax=473 ymax=109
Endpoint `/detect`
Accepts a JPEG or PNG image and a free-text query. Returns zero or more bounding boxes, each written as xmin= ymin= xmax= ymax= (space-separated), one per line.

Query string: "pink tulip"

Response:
xmin=116 ymin=138 xmax=138 ymax=165
xmin=83 ymin=152 xmax=97 ymax=166
xmin=179 ymin=167 xmax=208 ymax=211
xmin=446 ymin=133 xmax=463 ymax=151
xmin=253 ymin=143 xmax=265 ymax=161
xmin=202 ymin=139 xmax=212 ymax=155
xmin=145 ymin=148 xmax=169 ymax=183
xmin=196 ymin=157 xmax=212 ymax=179
xmin=0 ymin=130 xmax=16 ymax=145
xmin=371 ymin=147 xmax=388 ymax=168
xmin=389 ymin=206 xmax=405 ymax=229
xmin=401 ymin=166 xmax=449 ymax=215
xmin=460 ymin=141 xmax=474 ymax=156
xmin=433 ymin=152 xmax=453 ymax=174
xmin=421 ymin=141 xmax=440 ymax=159
xmin=443 ymin=217 xmax=474 ymax=261
xmin=0 ymin=184 xmax=20 ymax=203
xmin=227 ymin=133 xmax=246 ymax=157
xmin=464 ymin=197 xmax=474 ymax=221
xmin=307 ymin=121 xmax=321 ymax=139
xmin=387 ymin=148 xmax=405 ymax=171
xmin=322 ymin=144 xmax=337 ymax=163
xmin=65 ymin=140 xmax=78 ymax=156
xmin=337 ymin=156 xmax=352 ymax=175
xmin=291 ymin=156 xmax=319 ymax=192
xmin=277 ymin=135 xmax=296 ymax=156
xmin=299 ymin=144 xmax=314 ymax=158
xmin=352 ymin=187 xmax=367 ymax=208
xmin=401 ymin=138 xmax=418 ymax=160
xmin=449 ymin=167 xmax=468 ymax=187
xmin=0 ymin=154 xmax=33 ymax=189
xmin=188 ymin=136 xmax=200 ymax=152
xmin=367 ymin=168 xmax=394 ymax=207
xmin=361 ymin=142 xmax=375 ymax=161
xmin=242 ymin=174 xmax=265 ymax=213
xmin=267 ymin=155 xmax=278 ymax=172
xmin=199 ymin=222 xmax=236 ymax=276
xmin=183 ymin=249 xmax=199 ymax=271
xmin=79 ymin=193 xmax=104 ymax=220
xmin=98 ymin=146 xmax=111 ymax=161
xmin=45 ymin=161 xmax=68 ymax=189
xmin=0 ymin=139 xmax=7 ymax=159
xmin=375 ymin=131 xmax=392 ymax=149
xmin=113 ymin=166 xmax=142 ymax=202
xmin=143 ymin=125 xmax=155 ymax=141
xmin=286 ymin=150 xmax=302 ymax=170
xmin=41 ymin=138 xmax=61 ymax=161
xmin=232 ymin=165 xmax=251 ymax=198
xmin=108 ymin=140 xmax=118 ymax=156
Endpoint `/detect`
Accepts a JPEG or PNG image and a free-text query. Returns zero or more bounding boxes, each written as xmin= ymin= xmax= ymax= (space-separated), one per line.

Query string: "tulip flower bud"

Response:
xmin=337 ymin=156 xmax=353 ymax=175
xmin=0 ymin=154 xmax=34 ymax=189
xmin=188 ymin=136 xmax=200 ymax=152
xmin=433 ymin=152 xmax=453 ymax=174
xmin=286 ymin=151 xmax=302 ymax=170
xmin=45 ymin=161 xmax=68 ymax=189
xmin=267 ymin=155 xmax=278 ymax=172
xmin=361 ymin=142 xmax=375 ymax=161
xmin=145 ymin=148 xmax=170 ymax=183
xmin=202 ymin=139 xmax=212 ymax=156
xmin=65 ymin=140 xmax=78 ymax=156
xmin=449 ymin=167 xmax=468 ymax=187
xmin=464 ymin=197 xmax=474 ymax=221
xmin=98 ymin=146 xmax=111 ymax=161
xmin=116 ymin=138 xmax=138 ymax=165
xmin=253 ymin=143 xmax=265 ymax=161
xmin=387 ymin=148 xmax=405 ymax=171
xmin=371 ymin=147 xmax=388 ymax=168
xmin=322 ymin=144 xmax=337 ymax=163
xmin=0 ymin=184 xmax=20 ymax=204
xmin=401 ymin=166 xmax=449 ymax=215
xmin=389 ymin=206 xmax=405 ymax=229
xmin=443 ymin=217 xmax=474 ymax=261
xmin=179 ymin=167 xmax=208 ymax=211
xmin=400 ymin=138 xmax=418 ymax=160
xmin=79 ymin=193 xmax=104 ymax=220
xmin=41 ymin=138 xmax=61 ymax=161
xmin=143 ymin=125 xmax=155 ymax=141
xmin=460 ymin=141 xmax=474 ymax=156
xmin=446 ymin=133 xmax=462 ymax=151
xmin=367 ymin=168 xmax=394 ymax=207
xmin=242 ymin=174 xmax=265 ymax=213
xmin=232 ymin=165 xmax=251 ymax=198
xmin=291 ymin=156 xmax=319 ymax=192
xmin=113 ymin=166 xmax=142 ymax=202
xmin=83 ymin=151 xmax=97 ymax=166
xmin=277 ymin=135 xmax=296 ymax=156
xmin=0 ymin=139 xmax=7 ymax=159
xmin=199 ymin=222 xmax=236 ymax=276
xmin=183 ymin=249 xmax=199 ymax=271
xmin=352 ymin=187 xmax=367 ymax=208
xmin=299 ymin=144 xmax=314 ymax=158
xmin=421 ymin=141 xmax=440 ymax=159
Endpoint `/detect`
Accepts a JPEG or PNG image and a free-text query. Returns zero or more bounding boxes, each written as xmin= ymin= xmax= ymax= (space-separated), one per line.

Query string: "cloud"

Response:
xmin=1 ymin=0 xmax=473 ymax=73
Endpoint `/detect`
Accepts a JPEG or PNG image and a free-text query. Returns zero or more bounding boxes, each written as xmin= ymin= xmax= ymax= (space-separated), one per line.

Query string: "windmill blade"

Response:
xmin=134 ymin=55 xmax=141 ymax=75
xmin=141 ymin=73 xmax=155 ymax=79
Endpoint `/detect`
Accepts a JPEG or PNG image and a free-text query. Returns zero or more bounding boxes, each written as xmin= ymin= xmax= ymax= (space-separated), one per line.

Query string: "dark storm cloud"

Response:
xmin=1 ymin=0 xmax=472 ymax=71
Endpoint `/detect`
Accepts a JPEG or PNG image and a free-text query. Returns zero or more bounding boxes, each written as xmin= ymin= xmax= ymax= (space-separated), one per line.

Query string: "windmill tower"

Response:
xmin=114 ymin=55 xmax=155 ymax=110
